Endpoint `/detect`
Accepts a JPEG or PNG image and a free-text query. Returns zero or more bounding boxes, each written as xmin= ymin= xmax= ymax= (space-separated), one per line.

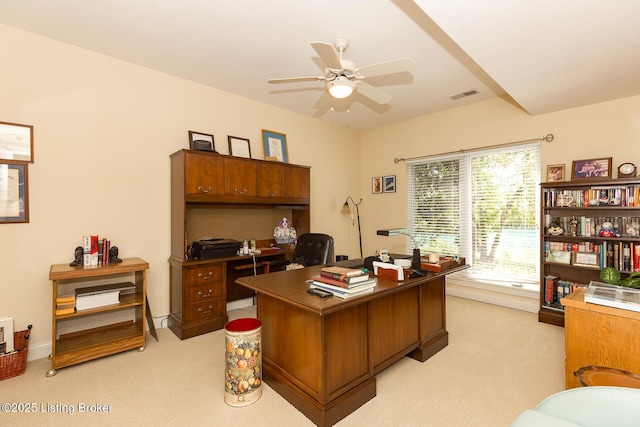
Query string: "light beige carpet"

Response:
xmin=0 ymin=296 xmax=565 ymax=426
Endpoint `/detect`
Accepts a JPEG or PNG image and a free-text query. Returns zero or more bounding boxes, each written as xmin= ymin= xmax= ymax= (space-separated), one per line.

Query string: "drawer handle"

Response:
xmin=235 ymin=188 xmax=248 ymax=195
xmin=198 ymin=271 xmax=214 ymax=280
xmin=198 ymin=289 xmax=213 ymax=298
xmin=198 ymin=305 xmax=213 ymax=314
xmin=267 ymin=190 xmax=278 ymax=196
xmin=198 ymin=186 xmax=213 ymax=193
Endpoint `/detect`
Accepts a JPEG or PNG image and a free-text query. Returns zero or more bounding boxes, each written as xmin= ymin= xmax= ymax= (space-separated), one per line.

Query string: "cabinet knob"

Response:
xmin=198 ymin=186 xmax=213 ymax=193
xmin=198 ymin=289 xmax=213 ymax=298
xmin=198 ymin=271 xmax=214 ymax=280
xmin=198 ymin=305 xmax=213 ymax=314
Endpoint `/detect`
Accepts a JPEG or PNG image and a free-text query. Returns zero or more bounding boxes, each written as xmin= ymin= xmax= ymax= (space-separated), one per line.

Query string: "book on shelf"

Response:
xmin=55 ymin=302 xmax=76 ymax=315
xmin=75 ymin=281 xmax=135 ymax=311
xmin=309 ymin=282 xmax=376 ymax=299
xmin=310 ymin=274 xmax=375 ymax=289
xmin=56 ymin=293 xmax=76 ymax=305
xmin=544 ymin=275 xmax=559 ymax=306
xmin=584 ymin=281 xmax=640 ymax=313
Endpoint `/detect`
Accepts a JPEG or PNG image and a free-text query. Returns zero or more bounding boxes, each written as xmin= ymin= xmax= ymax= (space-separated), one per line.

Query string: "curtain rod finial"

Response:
xmin=544 ymin=134 xmax=554 ymax=142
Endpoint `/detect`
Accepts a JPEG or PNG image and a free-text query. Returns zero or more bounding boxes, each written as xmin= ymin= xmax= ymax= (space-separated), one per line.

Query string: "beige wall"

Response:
xmin=361 ymin=95 xmax=640 ymax=254
xmin=0 ymin=24 xmax=362 ymax=349
xmin=3 ymin=22 xmax=640 ymax=352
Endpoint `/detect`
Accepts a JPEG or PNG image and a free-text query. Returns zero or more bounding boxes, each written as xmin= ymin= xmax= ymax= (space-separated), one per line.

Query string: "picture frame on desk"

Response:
xmin=0 ymin=160 xmax=29 ymax=224
xmin=0 ymin=121 xmax=33 ymax=163
xmin=262 ymin=129 xmax=288 ymax=163
xmin=227 ymin=135 xmax=251 ymax=159
xmin=571 ymin=157 xmax=612 ymax=180
xmin=188 ymin=131 xmax=216 ymax=152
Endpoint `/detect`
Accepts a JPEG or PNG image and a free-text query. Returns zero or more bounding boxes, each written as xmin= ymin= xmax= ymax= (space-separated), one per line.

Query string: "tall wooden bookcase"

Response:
xmin=539 ymin=178 xmax=640 ymax=326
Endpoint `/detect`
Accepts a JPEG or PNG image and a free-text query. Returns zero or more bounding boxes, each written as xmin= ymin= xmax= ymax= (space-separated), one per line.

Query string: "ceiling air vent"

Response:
xmin=450 ymin=89 xmax=478 ymax=100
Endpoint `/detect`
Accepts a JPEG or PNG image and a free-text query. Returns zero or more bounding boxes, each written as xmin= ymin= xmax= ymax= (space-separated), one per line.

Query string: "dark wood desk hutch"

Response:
xmin=168 ymin=149 xmax=311 ymax=339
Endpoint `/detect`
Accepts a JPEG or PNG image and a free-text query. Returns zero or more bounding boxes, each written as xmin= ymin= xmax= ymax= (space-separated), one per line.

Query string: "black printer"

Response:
xmin=191 ymin=239 xmax=242 ymax=259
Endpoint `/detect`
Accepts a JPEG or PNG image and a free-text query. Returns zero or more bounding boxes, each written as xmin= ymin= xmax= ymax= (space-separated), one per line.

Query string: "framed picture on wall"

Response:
xmin=372 ymin=177 xmax=382 ymax=194
xmin=0 ymin=161 xmax=29 ymax=223
xmin=0 ymin=121 xmax=34 ymax=163
xmin=383 ymin=175 xmax=396 ymax=193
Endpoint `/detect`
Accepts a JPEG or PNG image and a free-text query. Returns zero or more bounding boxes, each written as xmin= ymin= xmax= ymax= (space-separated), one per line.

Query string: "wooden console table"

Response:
xmin=236 ymin=264 xmax=466 ymax=426
xmin=561 ymin=288 xmax=640 ymax=389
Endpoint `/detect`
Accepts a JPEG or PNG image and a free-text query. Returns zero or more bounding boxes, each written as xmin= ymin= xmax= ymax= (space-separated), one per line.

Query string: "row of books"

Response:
xmin=544 ymin=186 xmax=640 ymax=208
xmin=82 ymin=235 xmax=112 ymax=267
xmin=543 ymin=275 xmax=584 ymax=308
xmin=545 ymin=241 xmax=640 ymax=272
xmin=544 ymin=215 xmax=640 ymax=238
xmin=307 ymin=265 xmax=376 ymax=299
xmin=55 ymin=282 xmax=135 ymax=314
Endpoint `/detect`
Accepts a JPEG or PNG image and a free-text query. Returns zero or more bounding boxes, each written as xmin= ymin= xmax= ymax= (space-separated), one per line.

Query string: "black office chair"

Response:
xmin=291 ymin=233 xmax=334 ymax=266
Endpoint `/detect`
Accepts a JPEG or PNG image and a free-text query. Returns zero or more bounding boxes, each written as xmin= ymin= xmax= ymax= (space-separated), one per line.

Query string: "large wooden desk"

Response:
xmin=236 ymin=264 xmax=466 ymax=426
xmin=561 ymin=288 xmax=640 ymax=389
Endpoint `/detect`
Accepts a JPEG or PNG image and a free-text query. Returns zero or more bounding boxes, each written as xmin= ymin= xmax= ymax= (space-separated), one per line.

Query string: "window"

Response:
xmin=407 ymin=143 xmax=540 ymax=290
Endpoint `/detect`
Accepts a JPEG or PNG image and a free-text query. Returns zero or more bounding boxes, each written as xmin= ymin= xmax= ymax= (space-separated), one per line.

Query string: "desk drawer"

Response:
xmin=186 ymin=283 xmax=223 ymax=303
xmin=184 ymin=264 xmax=224 ymax=285
xmin=184 ymin=299 xmax=225 ymax=323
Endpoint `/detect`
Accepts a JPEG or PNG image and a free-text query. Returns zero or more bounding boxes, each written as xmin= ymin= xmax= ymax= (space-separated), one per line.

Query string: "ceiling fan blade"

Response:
xmin=356 ymin=57 xmax=415 ymax=78
xmin=311 ymin=41 xmax=343 ymax=70
xmin=268 ymin=76 xmax=325 ymax=84
xmin=356 ymin=82 xmax=392 ymax=105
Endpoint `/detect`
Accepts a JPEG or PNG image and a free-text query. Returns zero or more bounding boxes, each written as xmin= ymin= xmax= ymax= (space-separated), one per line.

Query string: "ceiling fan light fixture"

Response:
xmin=328 ymin=77 xmax=355 ymax=99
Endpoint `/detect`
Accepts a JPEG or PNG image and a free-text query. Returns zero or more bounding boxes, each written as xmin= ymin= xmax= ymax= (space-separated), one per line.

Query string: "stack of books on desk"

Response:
xmin=308 ymin=266 xmax=376 ymax=299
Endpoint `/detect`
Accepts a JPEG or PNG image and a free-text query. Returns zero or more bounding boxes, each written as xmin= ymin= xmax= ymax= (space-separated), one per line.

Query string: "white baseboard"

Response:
xmin=446 ymin=285 xmax=539 ymax=313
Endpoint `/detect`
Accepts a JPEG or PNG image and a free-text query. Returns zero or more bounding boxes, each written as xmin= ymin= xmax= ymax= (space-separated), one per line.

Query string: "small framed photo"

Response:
xmin=571 ymin=157 xmax=612 ymax=180
xmin=372 ymin=177 xmax=382 ymax=194
xmin=188 ymin=131 xmax=215 ymax=152
xmin=546 ymin=164 xmax=565 ymax=182
xmin=228 ymin=136 xmax=251 ymax=159
xmin=0 ymin=160 xmax=29 ymax=223
xmin=0 ymin=121 xmax=34 ymax=163
xmin=262 ymin=129 xmax=288 ymax=163
xmin=383 ymin=175 xmax=396 ymax=193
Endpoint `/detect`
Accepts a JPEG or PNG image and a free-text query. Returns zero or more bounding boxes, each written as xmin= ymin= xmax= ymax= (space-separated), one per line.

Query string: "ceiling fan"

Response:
xmin=268 ymin=38 xmax=414 ymax=105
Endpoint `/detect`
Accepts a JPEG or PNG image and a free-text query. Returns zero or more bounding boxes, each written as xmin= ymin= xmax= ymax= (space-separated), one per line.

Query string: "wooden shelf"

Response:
xmin=48 ymin=257 xmax=148 ymax=376
xmin=54 ymin=292 xmax=144 ymax=319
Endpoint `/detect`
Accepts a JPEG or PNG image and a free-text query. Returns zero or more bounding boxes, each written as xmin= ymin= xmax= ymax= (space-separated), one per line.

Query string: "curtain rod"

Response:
xmin=393 ymin=133 xmax=554 ymax=164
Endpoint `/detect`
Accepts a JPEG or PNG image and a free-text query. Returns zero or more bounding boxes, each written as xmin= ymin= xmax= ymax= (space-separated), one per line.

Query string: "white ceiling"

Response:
xmin=1 ymin=0 xmax=639 ymax=132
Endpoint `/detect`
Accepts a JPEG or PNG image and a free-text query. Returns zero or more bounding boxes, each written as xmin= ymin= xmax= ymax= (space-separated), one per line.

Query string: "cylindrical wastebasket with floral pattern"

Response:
xmin=224 ymin=318 xmax=262 ymax=406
